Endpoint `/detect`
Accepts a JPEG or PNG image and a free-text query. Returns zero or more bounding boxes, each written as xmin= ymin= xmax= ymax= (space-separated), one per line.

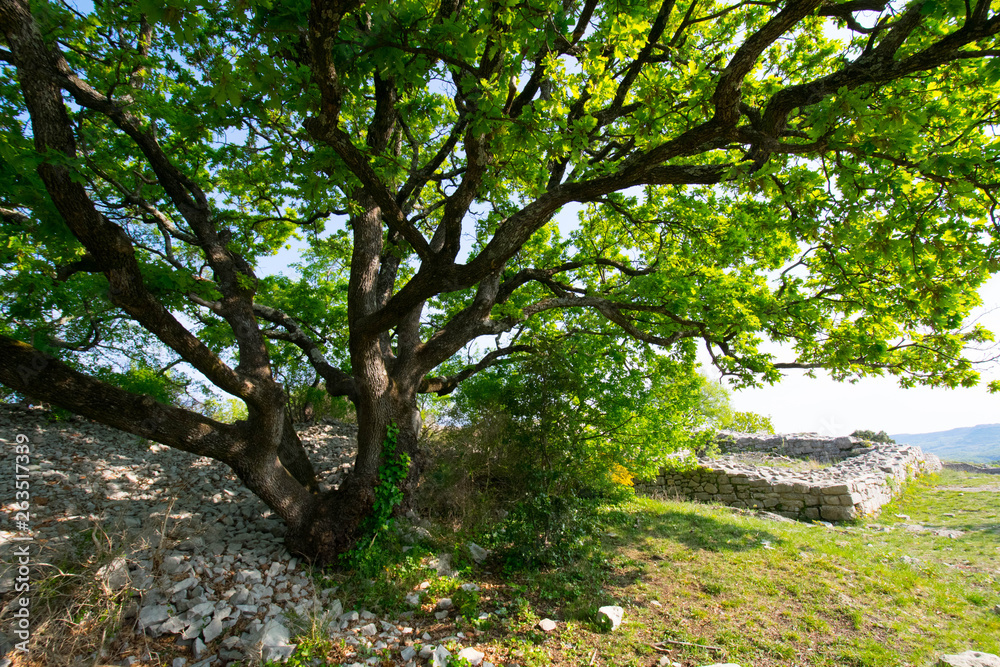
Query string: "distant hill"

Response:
xmin=891 ymin=424 xmax=1000 ymax=463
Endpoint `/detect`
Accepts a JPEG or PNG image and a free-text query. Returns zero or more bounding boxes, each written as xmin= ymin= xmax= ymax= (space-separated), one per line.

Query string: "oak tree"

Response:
xmin=1 ymin=0 xmax=998 ymax=562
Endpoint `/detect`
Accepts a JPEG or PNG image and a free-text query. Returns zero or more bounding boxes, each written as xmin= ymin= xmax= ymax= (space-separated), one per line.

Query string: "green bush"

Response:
xmin=851 ymin=429 xmax=896 ymax=444
xmin=480 ymin=492 xmax=605 ymax=570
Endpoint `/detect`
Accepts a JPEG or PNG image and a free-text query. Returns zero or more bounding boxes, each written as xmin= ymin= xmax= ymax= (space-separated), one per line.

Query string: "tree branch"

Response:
xmin=419 ymin=344 xmax=535 ymax=395
xmin=0 ymin=333 xmax=240 ymax=460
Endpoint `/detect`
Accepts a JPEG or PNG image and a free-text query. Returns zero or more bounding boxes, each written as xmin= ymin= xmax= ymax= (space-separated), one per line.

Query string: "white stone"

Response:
xmin=97 ymin=556 xmax=130 ymax=590
xmin=458 ymin=648 xmax=485 ymax=665
xmin=171 ymin=576 xmax=198 ymax=594
xmin=182 ymin=620 xmax=205 ymax=640
xmin=188 ymin=601 xmax=216 ymax=617
xmin=431 ymin=645 xmax=453 ymax=667
xmin=329 ymin=598 xmax=343 ymax=618
xmin=468 ymin=542 xmax=489 ymax=564
xmin=139 ymin=604 xmax=170 ymax=629
xmin=537 ymin=618 xmax=557 ymax=632
xmin=202 ymin=615 xmax=224 ymax=643
xmin=158 ymin=616 xmax=187 ymax=634
xmin=938 ymin=652 xmax=1000 ymax=667
xmin=597 ymin=605 xmax=624 ymax=631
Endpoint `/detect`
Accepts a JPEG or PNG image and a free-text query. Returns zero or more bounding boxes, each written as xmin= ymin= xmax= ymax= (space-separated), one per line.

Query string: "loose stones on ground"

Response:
xmin=938 ymin=651 xmax=1000 ymax=667
xmin=0 ymin=408 xmax=460 ymax=666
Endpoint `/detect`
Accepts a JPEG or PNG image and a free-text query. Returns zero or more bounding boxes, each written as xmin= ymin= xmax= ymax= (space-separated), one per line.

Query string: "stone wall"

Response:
xmin=942 ymin=462 xmax=1000 ymax=475
xmin=712 ymin=431 xmax=873 ymax=461
xmin=635 ymin=433 xmax=942 ymax=522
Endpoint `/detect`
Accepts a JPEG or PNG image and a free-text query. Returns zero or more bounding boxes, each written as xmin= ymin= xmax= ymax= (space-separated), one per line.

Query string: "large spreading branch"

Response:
xmin=0 ymin=0 xmax=266 ymax=404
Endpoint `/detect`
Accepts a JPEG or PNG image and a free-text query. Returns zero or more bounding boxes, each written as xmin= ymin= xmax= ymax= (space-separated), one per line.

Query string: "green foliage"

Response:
xmin=448 ymin=334 xmax=708 ymax=499
xmin=92 ymin=363 xmax=182 ymax=406
xmin=851 ymin=429 xmax=896 ymax=444
xmin=481 ymin=492 xmax=606 ymax=570
xmin=342 ymin=423 xmax=411 ymax=576
xmin=200 ymin=397 xmax=249 ymax=424
xmin=450 ymin=586 xmax=481 ymax=619
xmin=723 ymin=411 xmax=776 ymax=434
xmin=697 ymin=380 xmax=775 ymax=434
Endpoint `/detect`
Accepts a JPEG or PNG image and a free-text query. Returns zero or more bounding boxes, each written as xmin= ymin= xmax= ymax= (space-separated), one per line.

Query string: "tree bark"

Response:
xmin=282 ymin=383 xmax=422 ymax=563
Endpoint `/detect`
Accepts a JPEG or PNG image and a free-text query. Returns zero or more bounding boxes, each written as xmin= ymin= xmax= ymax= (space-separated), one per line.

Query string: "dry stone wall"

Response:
xmin=635 ymin=432 xmax=942 ymax=522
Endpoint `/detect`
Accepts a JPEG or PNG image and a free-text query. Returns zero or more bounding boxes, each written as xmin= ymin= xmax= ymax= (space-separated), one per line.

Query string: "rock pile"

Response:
xmin=635 ymin=432 xmax=941 ymax=521
xmin=713 ymin=431 xmax=872 ymax=462
xmin=0 ymin=405 xmax=489 ymax=666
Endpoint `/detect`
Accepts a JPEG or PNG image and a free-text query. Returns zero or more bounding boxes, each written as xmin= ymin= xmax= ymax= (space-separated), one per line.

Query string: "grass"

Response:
xmin=718 ymin=452 xmax=836 ymax=472
xmin=6 ymin=469 xmax=998 ymax=667
xmin=266 ymin=468 xmax=999 ymax=667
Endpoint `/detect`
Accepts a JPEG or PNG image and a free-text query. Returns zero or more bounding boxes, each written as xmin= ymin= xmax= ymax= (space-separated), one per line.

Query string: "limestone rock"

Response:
xmin=430 ymin=554 xmax=454 ymax=576
xmin=201 ymin=615 xmax=224 ymax=643
xmin=96 ymin=556 xmax=130 ymax=590
xmin=938 ymin=651 xmax=1000 ymax=667
xmin=138 ymin=604 xmax=170 ymax=630
xmin=457 ymin=647 xmax=485 ymax=665
xmin=431 ymin=645 xmax=452 ymax=667
xmin=252 ymin=619 xmax=295 ymax=663
xmin=596 ymin=605 xmax=623 ymax=631
xmin=468 ymin=542 xmax=489 ymax=564
xmin=537 ymin=618 xmax=557 ymax=633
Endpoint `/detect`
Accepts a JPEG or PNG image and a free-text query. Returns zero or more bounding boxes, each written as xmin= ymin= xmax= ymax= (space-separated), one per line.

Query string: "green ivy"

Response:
xmin=342 ymin=422 xmax=411 ymax=575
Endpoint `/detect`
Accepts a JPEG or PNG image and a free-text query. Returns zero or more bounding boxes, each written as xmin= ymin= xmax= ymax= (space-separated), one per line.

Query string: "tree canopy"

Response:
xmin=1 ymin=0 xmax=998 ymax=561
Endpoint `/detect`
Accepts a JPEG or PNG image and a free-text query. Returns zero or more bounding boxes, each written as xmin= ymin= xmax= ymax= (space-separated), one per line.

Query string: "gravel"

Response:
xmin=0 ymin=404 xmax=494 ymax=666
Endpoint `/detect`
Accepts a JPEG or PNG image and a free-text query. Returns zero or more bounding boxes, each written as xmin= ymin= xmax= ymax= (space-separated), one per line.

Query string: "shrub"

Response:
xmin=851 ymin=429 xmax=896 ymax=444
xmin=480 ymin=492 xmax=605 ymax=570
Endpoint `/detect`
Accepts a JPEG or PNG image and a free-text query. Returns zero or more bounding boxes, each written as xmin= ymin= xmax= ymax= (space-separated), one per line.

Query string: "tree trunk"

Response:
xmin=282 ymin=383 xmax=422 ymax=564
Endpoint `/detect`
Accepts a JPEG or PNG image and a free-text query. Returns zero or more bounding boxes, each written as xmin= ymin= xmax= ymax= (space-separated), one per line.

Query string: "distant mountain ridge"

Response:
xmin=891 ymin=424 xmax=1000 ymax=463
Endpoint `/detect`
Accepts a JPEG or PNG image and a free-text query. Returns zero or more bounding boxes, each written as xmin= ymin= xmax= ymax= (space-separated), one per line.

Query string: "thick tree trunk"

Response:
xmin=282 ymin=384 xmax=422 ymax=564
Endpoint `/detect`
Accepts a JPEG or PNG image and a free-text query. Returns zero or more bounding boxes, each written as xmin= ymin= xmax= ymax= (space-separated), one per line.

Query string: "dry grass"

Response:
xmin=0 ymin=510 xmax=194 ymax=667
